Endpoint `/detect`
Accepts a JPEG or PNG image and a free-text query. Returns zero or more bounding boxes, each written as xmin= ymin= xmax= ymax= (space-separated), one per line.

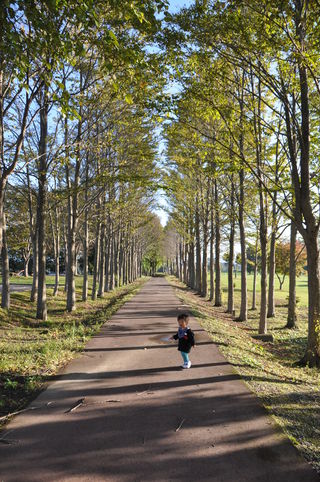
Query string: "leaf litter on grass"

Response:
xmin=167 ymin=276 xmax=320 ymax=474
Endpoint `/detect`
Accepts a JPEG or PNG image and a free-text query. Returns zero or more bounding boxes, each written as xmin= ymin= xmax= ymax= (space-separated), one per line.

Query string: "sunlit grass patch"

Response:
xmin=213 ymin=272 xmax=309 ymax=307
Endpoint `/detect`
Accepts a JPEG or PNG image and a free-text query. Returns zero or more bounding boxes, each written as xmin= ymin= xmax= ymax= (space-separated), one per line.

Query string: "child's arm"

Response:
xmin=188 ymin=329 xmax=195 ymax=347
xmin=171 ymin=333 xmax=179 ymax=340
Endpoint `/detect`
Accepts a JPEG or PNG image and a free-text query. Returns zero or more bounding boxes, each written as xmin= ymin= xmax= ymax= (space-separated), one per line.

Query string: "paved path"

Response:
xmin=0 ymin=283 xmax=58 ymax=293
xmin=0 ymin=283 xmax=33 ymax=292
xmin=0 ymin=278 xmax=318 ymax=481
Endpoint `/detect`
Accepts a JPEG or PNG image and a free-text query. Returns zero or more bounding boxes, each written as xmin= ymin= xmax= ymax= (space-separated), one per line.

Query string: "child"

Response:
xmin=171 ymin=313 xmax=195 ymax=369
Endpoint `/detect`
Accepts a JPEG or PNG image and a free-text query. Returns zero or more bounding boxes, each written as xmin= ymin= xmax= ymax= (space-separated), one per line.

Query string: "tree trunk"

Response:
xmin=36 ymin=175 xmax=47 ymax=320
xmin=53 ymin=229 xmax=60 ymax=297
xmin=114 ymin=233 xmax=120 ymax=287
xmin=1 ymin=215 xmax=10 ymax=309
xmin=184 ymin=242 xmax=188 ymax=285
xmin=195 ymin=196 xmax=201 ymax=293
xmin=189 ymin=240 xmax=195 ymax=289
xmin=82 ymin=163 xmax=89 ymax=301
xmin=227 ymin=224 xmax=235 ymax=314
xmin=66 ymin=227 xmax=76 ymax=310
xmin=214 ymin=179 xmax=222 ymax=306
xmin=287 ymin=220 xmax=297 ymax=328
xmin=104 ymin=235 xmax=110 ymax=292
xmin=129 ymin=237 xmax=133 ymax=283
xmin=63 ymin=221 xmax=68 ymax=293
xmin=238 ymin=70 xmax=247 ymax=322
xmin=49 ymin=207 xmax=60 ymax=297
xmin=175 ymin=241 xmax=179 ymax=279
xmin=251 ymin=236 xmax=258 ymax=311
xmin=267 ymin=223 xmax=276 ymax=318
xmin=179 ymin=241 xmax=183 ymax=282
xmin=27 ymin=165 xmax=37 ymax=302
xmin=276 ymin=275 xmax=285 ymax=291
xmin=227 ymin=177 xmax=235 ymax=314
xmin=201 ymin=184 xmax=210 ymax=298
xmin=238 ymin=169 xmax=247 ymax=321
xmin=92 ymin=222 xmax=101 ymax=300
xmin=65 ymin=106 xmax=81 ymax=312
xmin=0 ymin=188 xmax=4 ymax=268
xmin=123 ymin=246 xmax=127 ymax=285
xmin=118 ymin=232 xmax=124 ymax=286
xmin=209 ymin=223 xmax=214 ymax=302
xmin=259 ymin=207 xmax=268 ymax=334
xmin=109 ymin=228 xmax=114 ymax=290
xmin=30 ymin=234 xmax=38 ymax=302
xmin=98 ymin=221 xmax=106 ymax=297
xmin=24 ymin=255 xmax=30 ymax=278
xmin=267 ymin=122 xmax=280 ymax=318
xmin=36 ymin=85 xmax=48 ymax=321
xmin=255 ymin=73 xmax=268 ymax=335
xmin=201 ymin=236 xmax=207 ymax=297
xmin=301 ymin=234 xmax=320 ymax=366
xmin=82 ymin=210 xmax=89 ymax=301
xmin=0 ymin=70 xmax=4 ymax=252
xmin=292 ymin=5 xmax=320 ymax=365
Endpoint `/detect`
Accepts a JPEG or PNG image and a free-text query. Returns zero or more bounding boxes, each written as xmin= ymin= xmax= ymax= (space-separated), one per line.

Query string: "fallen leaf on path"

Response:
xmin=175 ymin=418 xmax=186 ymax=432
xmin=65 ymin=398 xmax=85 ymax=413
xmin=137 ymin=385 xmax=151 ymax=395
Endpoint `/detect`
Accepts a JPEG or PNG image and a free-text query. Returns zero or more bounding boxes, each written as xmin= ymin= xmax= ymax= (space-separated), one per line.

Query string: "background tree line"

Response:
xmin=0 ymin=0 xmax=168 ymax=319
xmin=160 ymin=0 xmax=319 ymax=367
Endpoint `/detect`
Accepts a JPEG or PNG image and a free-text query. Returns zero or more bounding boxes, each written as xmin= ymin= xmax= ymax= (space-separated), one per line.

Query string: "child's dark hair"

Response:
xmin=177 ymin=313 xmax=189 ymax=321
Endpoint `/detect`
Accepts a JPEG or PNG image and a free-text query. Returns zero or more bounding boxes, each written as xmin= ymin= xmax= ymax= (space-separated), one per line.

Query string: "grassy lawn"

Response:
xmin=167 ymin=275 xmax=319 ymax=474
xmin=217 ymin=271 xmax=309 ymax=308
xmin=2 ymin=274 xmax=93 ymax=288
xmin=0 ymin=277 xmax=148 ymax=427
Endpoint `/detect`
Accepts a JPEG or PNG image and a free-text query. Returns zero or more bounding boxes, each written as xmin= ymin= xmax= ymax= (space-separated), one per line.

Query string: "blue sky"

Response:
xmin=169 ymin=0 xmax=191 ymax=12
xmin=154 ymin=0 xmax=192 ymax=226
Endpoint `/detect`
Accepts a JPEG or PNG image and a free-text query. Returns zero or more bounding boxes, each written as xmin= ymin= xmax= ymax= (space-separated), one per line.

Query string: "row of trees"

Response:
xmin=161 ymin=0 xmax=320 ymax=367
xmin=1 ymin=1 xmax=169 ymax=319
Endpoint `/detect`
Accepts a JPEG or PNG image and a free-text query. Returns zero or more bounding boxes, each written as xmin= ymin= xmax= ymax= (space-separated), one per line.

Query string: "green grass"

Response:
xmin=215 ymin=271 xmax=309 ymax=307
xmin=2 ymin=274 xmax=94 ymax=289
xmin=0 ymin=277 xmax=148 ymax=426
xmin=167 ymin=275 xmax=320 ymax=474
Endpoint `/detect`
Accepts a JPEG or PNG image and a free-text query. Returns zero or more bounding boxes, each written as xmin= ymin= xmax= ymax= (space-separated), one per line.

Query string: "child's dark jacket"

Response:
xmin=173 ymin=328 xmax=195 ymax=353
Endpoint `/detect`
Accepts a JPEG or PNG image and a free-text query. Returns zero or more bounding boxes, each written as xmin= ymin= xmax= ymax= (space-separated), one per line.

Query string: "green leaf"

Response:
xmin=125 ymin=93 xmax=134 ymax=104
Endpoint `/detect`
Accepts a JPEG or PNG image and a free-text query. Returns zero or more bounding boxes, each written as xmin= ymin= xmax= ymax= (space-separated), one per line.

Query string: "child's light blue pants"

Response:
xmin=181 ymin=351 xmax=189 ymax=364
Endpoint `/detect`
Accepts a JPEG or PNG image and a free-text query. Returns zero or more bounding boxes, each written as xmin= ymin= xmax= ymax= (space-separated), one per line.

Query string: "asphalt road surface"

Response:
xmin=0 ymin=278 xmax=318 ymax=481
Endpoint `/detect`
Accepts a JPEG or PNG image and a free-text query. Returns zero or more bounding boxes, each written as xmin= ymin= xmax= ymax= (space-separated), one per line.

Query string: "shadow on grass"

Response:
xmin=5 ymin=287 xmax=137 ymax=330
xmin=189 ymin=308 xmax=207 ymax=320
xmin=0 ymin=372 xmax=44 ymax=420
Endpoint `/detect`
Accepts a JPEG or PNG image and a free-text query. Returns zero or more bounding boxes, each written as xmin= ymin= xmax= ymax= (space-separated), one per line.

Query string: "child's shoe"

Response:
xmin=186 ymin=361 xmax=192 ymax=368
xmin=181 ymin=362 xmax=188 ymax=368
